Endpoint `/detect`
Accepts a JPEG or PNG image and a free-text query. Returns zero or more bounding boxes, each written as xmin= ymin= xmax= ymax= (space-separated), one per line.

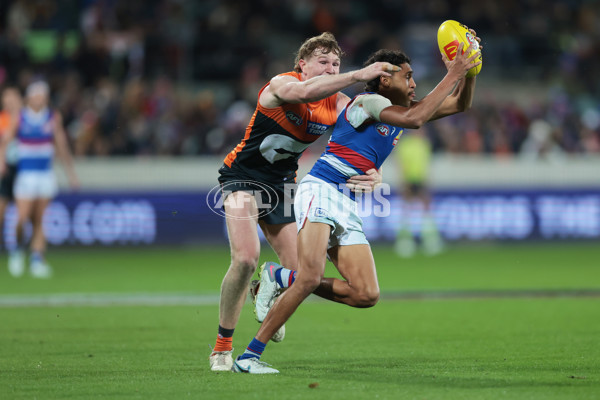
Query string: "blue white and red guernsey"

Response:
xmin=16 ymin=107 xmax=55 ymax=172
xmin=308 ymin=93 xmax=404 ymax=200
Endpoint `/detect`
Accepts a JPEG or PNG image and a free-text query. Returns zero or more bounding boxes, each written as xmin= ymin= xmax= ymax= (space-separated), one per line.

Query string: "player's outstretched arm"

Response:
xmin=261 ymin=62 xmax=400 ymax=108
xmin=379 ymin=43 xmax=480 ymax=129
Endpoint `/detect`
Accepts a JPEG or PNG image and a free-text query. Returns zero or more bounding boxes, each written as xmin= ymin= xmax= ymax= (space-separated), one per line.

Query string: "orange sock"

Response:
xmin=213 ymin=335 xmax=233 ymax=352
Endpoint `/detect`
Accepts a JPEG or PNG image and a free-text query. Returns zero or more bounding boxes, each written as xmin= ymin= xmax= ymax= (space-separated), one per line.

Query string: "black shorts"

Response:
xmin=218 ymin=164 xmax=296 ymax=225
xmin=0 ymin=165 xmax=17 ymax=201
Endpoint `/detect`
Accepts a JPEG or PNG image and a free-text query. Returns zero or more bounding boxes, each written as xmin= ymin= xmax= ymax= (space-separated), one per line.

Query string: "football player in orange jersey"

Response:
xmin=210 ymin=32 xmax=400 ymax=371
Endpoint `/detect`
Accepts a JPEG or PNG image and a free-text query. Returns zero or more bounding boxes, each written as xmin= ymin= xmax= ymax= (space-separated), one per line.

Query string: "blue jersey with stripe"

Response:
xmin=16 ymin=107 xmax=55 ymax=172
xmin=308 ymin=93 xmax=404 ymax=199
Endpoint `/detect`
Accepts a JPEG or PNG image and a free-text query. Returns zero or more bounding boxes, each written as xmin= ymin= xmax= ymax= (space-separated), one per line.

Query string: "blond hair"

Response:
xmin=294 ymin=32 xmax=344 ymax=72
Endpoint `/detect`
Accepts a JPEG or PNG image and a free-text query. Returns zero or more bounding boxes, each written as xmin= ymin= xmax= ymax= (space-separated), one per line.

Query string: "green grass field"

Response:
xmin=0 ymin=243 xmax=599 ymax=399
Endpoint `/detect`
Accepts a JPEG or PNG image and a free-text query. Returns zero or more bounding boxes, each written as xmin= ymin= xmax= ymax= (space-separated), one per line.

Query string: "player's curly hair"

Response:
xmin=294 ymin=32 xmax=344 ymax=72
xmin=363 ymin=49 xmax=411 ymax=92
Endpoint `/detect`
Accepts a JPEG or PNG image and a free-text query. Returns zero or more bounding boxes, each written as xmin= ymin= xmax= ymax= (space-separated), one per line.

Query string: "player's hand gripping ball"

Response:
xmin=437 ymin=20 xmax=482 ymax=78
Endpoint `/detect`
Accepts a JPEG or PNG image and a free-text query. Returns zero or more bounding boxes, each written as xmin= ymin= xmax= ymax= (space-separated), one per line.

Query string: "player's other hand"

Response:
xmin=468 ymin=28 xmax=483 ymax=50
xmin=346 ymin=168 xmax=382 ymax=193
xmin=353 ymin=62 xmax=400 ymax=82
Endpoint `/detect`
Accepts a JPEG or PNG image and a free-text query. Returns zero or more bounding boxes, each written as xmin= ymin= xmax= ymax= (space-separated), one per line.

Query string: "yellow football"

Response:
xmin=437 ymin=20 xmax=482 ymax=78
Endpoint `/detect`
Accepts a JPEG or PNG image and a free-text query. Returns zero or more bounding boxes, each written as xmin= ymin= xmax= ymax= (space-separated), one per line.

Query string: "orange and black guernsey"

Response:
xmin=223 ymin=71 xmax=338 ymax=182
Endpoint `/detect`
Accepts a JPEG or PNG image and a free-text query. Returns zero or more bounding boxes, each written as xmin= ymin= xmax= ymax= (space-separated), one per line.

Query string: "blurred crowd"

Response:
xmin=0 ymin=0 xmax=599 ymax=159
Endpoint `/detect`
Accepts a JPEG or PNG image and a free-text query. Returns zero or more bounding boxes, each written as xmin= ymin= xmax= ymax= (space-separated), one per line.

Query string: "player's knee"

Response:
xmin=356 ymin=288 xmax=380 ymax=308
xmin=296 ymin=274 xmax=321 ymax=295
xmin=231 ymin=252 xmax=259 ymax=273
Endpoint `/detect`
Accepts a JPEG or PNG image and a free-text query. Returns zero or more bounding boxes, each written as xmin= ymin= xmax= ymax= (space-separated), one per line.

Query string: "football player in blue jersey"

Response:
xmin=234 ymin=33 xmax=482 ymax=374
xmin=0 ymin=81 xmax=79 ymax=278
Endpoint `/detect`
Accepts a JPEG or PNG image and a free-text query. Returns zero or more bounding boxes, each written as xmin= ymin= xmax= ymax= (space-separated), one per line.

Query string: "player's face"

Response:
xmin=300 ymin=48 xmax=341 ymax=79
xmin=27 ymin=93 xmax=48 ymax=111
xmin=390 ymin=63 xmax=416 ymax=107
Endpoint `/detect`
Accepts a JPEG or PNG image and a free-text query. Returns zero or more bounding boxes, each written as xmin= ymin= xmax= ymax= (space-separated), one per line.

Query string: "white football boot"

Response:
xmin=232 ymin=357 xmax=279 ymax=374
xmin=254 ymin=262 xmax=281 ymax=322
xmin=209 ymin=349 xmax=234 ymax=372
xmin=251 ymin=263 xmax=285 ymax=342
xmin=30 ymin=259 xmax=53 ymax=279
xmin=8 ymin=249 xmax=25 ymax=278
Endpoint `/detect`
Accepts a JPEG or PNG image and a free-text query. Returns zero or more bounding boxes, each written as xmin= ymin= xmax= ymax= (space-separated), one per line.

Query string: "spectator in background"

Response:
xmin=0 ymin=87 xmax=22 ymax=258
xmin=0 ymin=80 xmax=79 ymax=278
xmin=520 ymin=119 xmax=565 ymax=162
xmin=0 ymin=0 xmax=598 ymax=158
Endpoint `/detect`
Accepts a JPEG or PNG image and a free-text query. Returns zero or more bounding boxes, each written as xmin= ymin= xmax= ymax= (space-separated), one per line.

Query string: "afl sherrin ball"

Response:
xmin=437 ymin=20 xmax=482 ymax=78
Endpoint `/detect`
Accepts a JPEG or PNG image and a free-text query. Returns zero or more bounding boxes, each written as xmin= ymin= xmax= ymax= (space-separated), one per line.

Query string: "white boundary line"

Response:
xmin=0 ymin=293 xmax=221 ymax=308
xmin=0 ymin=289 xmax=598 ymax=308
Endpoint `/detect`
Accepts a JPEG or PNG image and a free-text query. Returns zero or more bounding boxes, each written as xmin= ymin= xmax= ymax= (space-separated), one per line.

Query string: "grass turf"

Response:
xmin=0 ymin=243 xmax=599 ymax=399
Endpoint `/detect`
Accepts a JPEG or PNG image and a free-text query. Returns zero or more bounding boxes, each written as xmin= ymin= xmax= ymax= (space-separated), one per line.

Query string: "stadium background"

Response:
xmin=1 ymin=2 xmax=600 ymax=398
xmin=1 ymin=0 xmax=599 ymax=246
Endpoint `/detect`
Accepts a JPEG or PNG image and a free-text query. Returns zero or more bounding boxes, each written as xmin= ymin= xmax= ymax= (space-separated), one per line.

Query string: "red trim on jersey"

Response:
xmin=327 ymin=141 xmax=376 ymax=173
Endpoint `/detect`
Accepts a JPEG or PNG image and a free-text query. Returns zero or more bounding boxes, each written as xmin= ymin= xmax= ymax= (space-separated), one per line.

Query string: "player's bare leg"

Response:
xmin=220 ymin=192 xmax=261 ymax=330
xmin=8 ymin=198 xmax=34 ymax=278
xmin=314 ymin=244 xmax=379 ymax=307
xmin=29 ymin=198 xmax=52 ymax=278
xmin=14 ymin=198 xmax=33 ymax=247
xmin=211 ymin=191 xmax=260 ymax=371
xmin=253 ymin=239 xmax=380 ymax=324
xmin=30 ymin=198 xmax=50 ymax=253
xmin=233 ymin=220 xmax=330 ymax=374
xmin=259 ymin=220 xmax=329 ymax=341
xmin=254 ymin=221 xmax=298 ymax=341
xmin=259 ymin=221 xmax=298 ymax=269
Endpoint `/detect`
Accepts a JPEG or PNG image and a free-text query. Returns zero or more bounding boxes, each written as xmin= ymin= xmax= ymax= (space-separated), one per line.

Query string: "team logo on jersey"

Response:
xmin=376 ymin=124 xmax=390 ymax=136
xmin=286 ymin=111 xmax=303 ymax=126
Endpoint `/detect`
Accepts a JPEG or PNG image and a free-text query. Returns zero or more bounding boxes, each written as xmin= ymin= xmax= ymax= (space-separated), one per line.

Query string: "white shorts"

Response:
xmin=14 ymin=170 xmax=58 ymax=200
xmin=294 ymin=174 xmax=369 ymax=248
